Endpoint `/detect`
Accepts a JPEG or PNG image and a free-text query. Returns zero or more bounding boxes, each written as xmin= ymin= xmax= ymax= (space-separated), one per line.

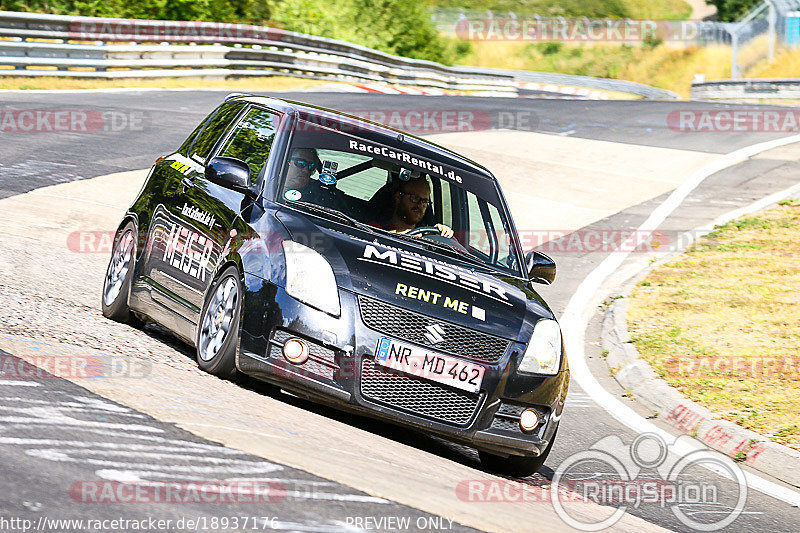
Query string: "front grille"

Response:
xmin=491 ymin=416 xmax=520 ymax=432
xmin=358 ymin=296 xmax=509 ymax=363
xmin=359 ymin=358 xmax=482 ymax=426
xmin=491 ymin=402 xmax=524 ymax=432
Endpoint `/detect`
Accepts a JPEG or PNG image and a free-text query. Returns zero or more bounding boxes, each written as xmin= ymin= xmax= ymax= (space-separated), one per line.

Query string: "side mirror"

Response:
xmin=525 ymin=250 xmax=556 ymax=285
xmin=205 ymin=157 xmax=254 ymax=196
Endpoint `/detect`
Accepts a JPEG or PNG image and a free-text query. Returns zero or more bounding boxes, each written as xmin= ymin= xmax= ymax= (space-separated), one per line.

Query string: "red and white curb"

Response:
xmin=518 ymin=81 xmax=610 ymax=100
xmin=333 ymin=81 xmax=613 ymax=99
xmin=349 ymin=83 xmax=448 ymax=95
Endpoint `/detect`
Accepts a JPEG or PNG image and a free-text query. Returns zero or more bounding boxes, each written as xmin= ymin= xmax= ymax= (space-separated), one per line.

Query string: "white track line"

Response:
xmin=560 ymin=133 xmax=800 ymax=507
xmin=0 ymin=381 xmax=41 ymax=386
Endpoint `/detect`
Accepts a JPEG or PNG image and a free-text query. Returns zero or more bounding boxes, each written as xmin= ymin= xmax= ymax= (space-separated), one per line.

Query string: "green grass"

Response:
xmin=627 ymin=201 xmax=800 ymax=450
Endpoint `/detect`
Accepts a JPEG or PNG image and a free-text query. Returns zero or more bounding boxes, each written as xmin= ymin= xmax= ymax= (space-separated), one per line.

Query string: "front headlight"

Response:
xmin=518 ymin=319 xmax=562 ymax=375
xmin=282 ymin=240 xmax=340 ymax=317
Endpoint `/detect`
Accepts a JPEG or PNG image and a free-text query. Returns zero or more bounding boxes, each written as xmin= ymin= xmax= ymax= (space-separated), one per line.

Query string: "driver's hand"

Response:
xmin=435 ymin=224 xmax=454 ymax=238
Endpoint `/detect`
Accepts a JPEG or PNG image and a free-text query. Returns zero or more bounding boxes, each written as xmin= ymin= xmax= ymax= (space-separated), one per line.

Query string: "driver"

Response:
xmin=283 ymin=147 xmax=322 ymax=194
xmin=283 ymin=147 xmax=348 ymax=211
xmin=385 ymin=176 xmax=453 ymax=238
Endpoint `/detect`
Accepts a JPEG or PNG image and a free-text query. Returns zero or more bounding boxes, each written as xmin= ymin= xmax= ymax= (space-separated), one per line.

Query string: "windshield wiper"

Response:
xmin=423 ymin=238 xmax=488 ymax=267
xmin=289 ymin=201 xmax=378 ymax=234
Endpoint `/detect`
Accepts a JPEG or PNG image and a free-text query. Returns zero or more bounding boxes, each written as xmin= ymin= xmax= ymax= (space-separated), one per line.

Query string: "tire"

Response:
xmin=479 ymin=427 xmax=558 ymax=478
xmin=196 ymin=265 xmax=242 ymax=380
xmin=101 ymin=222 xmax=137 ymax=323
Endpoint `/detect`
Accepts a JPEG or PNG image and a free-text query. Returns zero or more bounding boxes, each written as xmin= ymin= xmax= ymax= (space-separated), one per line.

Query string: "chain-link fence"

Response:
xmin=729 ymin=0 xmax=800 ymax=78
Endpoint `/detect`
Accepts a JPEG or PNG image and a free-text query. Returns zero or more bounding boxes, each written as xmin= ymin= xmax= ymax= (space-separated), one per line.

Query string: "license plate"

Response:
xmin=374 ymin=337 xmax=485 ymax=393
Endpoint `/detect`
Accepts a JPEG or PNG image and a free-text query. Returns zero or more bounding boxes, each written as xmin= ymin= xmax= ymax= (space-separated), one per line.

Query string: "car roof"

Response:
xmin=226 ymin=94 xmax=498 ymax=182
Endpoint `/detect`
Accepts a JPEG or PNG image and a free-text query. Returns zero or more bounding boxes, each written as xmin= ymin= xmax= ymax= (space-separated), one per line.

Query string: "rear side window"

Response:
xmin=184 ymin=102 xmax=245 ymax=164
xmin=217 ymin=108 xmax=280 ymax=183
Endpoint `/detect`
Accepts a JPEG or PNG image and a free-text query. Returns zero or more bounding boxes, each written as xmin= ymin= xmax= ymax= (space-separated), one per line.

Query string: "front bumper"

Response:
xmin=237 ymin=277 xmax=569 ymax=457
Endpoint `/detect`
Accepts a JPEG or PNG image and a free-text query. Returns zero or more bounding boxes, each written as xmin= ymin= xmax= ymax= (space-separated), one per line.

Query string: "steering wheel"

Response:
xmin=406 ymin=226 xmax=441 ymax=237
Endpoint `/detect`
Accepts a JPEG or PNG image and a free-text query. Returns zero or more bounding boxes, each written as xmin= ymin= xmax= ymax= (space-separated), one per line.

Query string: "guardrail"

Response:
xmin=0 ymin=10 xmax=676 ymax=99
xmin=691 ymin=78 xmax=800 ymax=99
xmin=494 ymin=69 xmax=680 ymax=100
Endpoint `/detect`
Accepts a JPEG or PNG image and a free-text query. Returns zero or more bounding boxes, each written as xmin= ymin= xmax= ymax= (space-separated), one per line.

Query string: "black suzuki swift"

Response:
xmin=102 ymin=95 xmax=568 ymax=476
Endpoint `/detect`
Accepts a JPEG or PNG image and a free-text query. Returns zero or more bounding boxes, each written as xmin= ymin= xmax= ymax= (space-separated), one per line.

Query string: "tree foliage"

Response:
xmin=272 ymin=0 xmax=457 ymax=63
xmin=0 ymin=0 xmax=273 ymax=22
xmin=0 ymin=0 xmax=463 ymax=63
xmin=704 ymin=0 xmax=760 ymax=22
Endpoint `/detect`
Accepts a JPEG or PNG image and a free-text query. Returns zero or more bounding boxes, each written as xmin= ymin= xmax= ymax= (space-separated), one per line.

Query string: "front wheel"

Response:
xmin=102 ymin=222 xmax=137 ymax=323
xmin=196 ymin=266 xmax=242 ymax=380
xmin=479 ymin=428 xmax=558 ymax=478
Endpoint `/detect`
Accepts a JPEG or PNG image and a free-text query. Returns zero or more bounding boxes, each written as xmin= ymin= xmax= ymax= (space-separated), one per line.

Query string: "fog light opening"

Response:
xmin=519 ymin=409 xmax=539 ymax=432
xmin=283 ymin=338 xmax=309 ymax=365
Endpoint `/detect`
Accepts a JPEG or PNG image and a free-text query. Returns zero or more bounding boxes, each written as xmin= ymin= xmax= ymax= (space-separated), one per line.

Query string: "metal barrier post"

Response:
xmin=768 ymin=0 xmax=777 ymax=58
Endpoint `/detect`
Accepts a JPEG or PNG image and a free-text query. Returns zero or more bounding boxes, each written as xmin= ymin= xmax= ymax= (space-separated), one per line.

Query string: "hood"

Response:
xmin=275 ymin=209 xmax=533 ymax=341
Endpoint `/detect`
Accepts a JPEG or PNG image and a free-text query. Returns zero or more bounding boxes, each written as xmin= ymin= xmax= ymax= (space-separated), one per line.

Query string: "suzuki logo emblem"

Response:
xmin=424 ymin=324 xmax=446 ymax=344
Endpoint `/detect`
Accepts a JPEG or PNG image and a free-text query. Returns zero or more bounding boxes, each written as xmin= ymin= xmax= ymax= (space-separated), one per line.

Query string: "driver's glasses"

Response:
xmin=399 ymin=191 xmax=431 ymax=208
xmin=290 ymin=157 xmax=319 ymax=173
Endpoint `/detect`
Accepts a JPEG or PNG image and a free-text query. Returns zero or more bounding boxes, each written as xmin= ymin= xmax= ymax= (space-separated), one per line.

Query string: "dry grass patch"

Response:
xmin=457 ymin=40 xmax=732 ymax=97
xmin=627 ymin=200 xmax=800 ymax=450
xmin=748 ymin=45 xmax=800 ymax=78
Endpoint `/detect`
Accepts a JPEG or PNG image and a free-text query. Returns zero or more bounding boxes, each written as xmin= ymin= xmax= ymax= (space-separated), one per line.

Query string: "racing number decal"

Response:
xmin=162 ymin=222 xmax=214 ymax=282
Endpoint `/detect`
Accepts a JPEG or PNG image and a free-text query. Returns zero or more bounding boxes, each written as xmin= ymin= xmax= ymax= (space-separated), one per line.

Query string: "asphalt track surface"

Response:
xmin=1 ymin=91 xmax=799 ymax=532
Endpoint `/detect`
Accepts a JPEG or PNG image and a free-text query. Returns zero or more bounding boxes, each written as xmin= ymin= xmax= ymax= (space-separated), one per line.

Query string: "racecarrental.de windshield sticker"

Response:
xmin=359 ymin=243 xmax=511 ymax=305
xmin=348 ymin=140 xmax=464 ymax=184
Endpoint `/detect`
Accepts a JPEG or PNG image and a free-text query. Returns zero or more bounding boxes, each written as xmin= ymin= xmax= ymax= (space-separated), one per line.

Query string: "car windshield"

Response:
xmin=279 ymin=118 xmax=523 ymax=276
